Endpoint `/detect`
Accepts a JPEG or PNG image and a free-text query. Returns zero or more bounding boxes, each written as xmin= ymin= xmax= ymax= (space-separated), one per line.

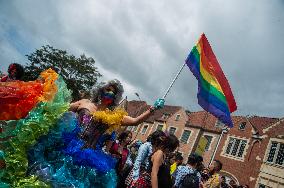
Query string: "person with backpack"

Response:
xmin=173 ymin=153 xmax=203 ymax=188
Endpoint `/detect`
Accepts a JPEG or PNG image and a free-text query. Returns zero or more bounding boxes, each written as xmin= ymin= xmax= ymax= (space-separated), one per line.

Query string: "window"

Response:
xmin=169 ymin=127 xmax=177 ymax=135
xmin=133 ymin=126 xmax=138 ymax=132
xmin=215 ymin=120 xmax=225 ymax=128
xmin=239 ymin=122 xmax=246 ymax=130
xmin=204 ymin=135 xmax=213 ymax=151
xmin=266 ymin=141 xmax=284 ymax=166
xmin=156 ymin=124 xmax=164 ymax=131
xmin=258 ymin=184 xmax=272 ymax=188
xmin=126 ymin=126 xmax=133 ymax=131
xmin=180 ymin=130 xmax=191 ymax=143
xmin=224 ymin=137 xmax=247 ymax=158
xmin=163 ymin=113 xmax=170 ymax=119
xmin=141 ymin=125 xmax=149 ymax=134
xmin=175 ymin=114 xmax=181 ymax=121
xmin=177 ymin=151 xmax=184 ymax=158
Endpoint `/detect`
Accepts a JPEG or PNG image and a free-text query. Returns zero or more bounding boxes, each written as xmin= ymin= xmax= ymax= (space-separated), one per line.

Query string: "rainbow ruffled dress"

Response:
xmin=0 ymin=69 xmax=71 ymax=187
xmin=0 ymin=69 xmax=127 ymax=188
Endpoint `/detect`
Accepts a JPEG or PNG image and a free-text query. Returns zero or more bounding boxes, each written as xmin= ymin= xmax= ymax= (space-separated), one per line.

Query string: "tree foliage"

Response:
xmin=23 ymin=45 xmax=101 ymax=100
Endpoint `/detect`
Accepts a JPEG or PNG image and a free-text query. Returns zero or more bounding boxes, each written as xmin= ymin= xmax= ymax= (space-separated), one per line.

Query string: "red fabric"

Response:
xmin=199 ymin=34 xmax=237 ymax=112
xmin=110 ymin=142 xmax=129 ymax=172
xmin=0 ymin=75 xmax=8 ymax=82
xmin=127 ymin=170 xmax=151 ymax=188
xmin=0 ymin=80 xmax=44 ymax=120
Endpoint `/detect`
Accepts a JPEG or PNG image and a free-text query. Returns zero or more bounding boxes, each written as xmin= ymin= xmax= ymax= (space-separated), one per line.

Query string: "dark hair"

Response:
xmin=118 ymin=130 xmax=132 ymax=142
xmin=8 ymin=63 xmax=24 ymax=80
xmin=214 ymin=160 xmax=223 ymax=171
xmin=187 ymin=153 xmax=203 ymax=165
xmin=175 ymin=154 xmax=184 ymax=161
xmin=146 ymin=130 xmax=166 ymax=147
xmin=161 ymin=134 xmax=179 ymax=153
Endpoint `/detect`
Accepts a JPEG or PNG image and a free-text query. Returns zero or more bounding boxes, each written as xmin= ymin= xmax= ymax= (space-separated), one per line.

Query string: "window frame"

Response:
xmin=222 ymin=136 xmax=249 ymax=161
xmin=141 ymin=124 xmax=149 ymax=135
xmin=162 ymin=113 xmax=170 ymax=119
xmin=239 ymin=122 xmax=246 ymax=131
xmin=175 ymin=114 xmax=181 ymax=121
xmin=133 ymin=125 xmax=138 ymax=132
xmin=126 ymin=126 xmax=133 ymax=131
xmin=168 ymin=126 xmax=177 ymax=135
xmin=180 ymin=129 xmax=191 ymax=144
xmin=156 ymin=124 xmax=164 ymax=131
xmin=265 ymin=139 xmax=284 ymax=167
xmin=204 ymin=135 xmax=213 ymax=151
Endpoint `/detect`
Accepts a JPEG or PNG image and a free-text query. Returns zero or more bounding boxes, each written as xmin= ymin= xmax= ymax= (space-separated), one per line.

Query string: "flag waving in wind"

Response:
xmin=186 ymin=34 xmax=237 ymax=127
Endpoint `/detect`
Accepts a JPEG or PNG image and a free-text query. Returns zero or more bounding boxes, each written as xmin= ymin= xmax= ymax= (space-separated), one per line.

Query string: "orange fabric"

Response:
xmin=0 ymin=69 xmax=58 ymax=120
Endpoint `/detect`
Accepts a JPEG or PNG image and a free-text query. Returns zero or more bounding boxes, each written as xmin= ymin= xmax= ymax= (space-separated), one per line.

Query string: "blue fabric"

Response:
xmin=173 ymin=165 xmax=201 ymax=187
xmin=131 ymin=142 xmax=152 ymax=180
xmin=27 ymin=112 xmax=118 ymax=188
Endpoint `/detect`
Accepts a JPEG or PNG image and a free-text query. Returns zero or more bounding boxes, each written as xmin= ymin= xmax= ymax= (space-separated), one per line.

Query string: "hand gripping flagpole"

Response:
xmin=162 ymin=62 xmax=186 ymax=100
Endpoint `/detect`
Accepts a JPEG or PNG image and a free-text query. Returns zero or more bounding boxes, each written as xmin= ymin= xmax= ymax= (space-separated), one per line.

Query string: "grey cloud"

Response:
xmin=0 ymin=0 xmax=283 ymax=118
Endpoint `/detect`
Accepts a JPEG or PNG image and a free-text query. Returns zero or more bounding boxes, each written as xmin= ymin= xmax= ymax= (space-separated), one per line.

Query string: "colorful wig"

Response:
xmin=91 ymin=79 xmax=124 ymax=108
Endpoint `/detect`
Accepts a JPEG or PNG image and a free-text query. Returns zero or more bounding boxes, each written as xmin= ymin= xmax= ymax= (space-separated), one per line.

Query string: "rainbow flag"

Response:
xmin=186 ymin=33 xmax=237 ymax=127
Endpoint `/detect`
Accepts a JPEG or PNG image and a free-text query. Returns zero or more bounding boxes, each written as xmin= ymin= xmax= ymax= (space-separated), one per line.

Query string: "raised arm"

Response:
xmin=122 ymin=98 xmax=165 ymax=127
xmin=122 ymin=107 xmax=154 ymax=126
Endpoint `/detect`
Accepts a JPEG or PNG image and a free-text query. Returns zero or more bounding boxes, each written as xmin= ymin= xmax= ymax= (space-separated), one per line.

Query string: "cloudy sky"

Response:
xmin=0 ymin=0 xmax=283 ymax=118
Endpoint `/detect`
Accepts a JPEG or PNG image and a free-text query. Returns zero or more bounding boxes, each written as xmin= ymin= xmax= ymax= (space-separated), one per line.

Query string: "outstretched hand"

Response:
xmin=154 ymin=98 xmax=165 ymax=109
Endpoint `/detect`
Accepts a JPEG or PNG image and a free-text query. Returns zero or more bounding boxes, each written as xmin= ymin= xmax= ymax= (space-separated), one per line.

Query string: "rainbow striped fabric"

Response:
xmin=186 ymin=34 xmax=237 ymax=127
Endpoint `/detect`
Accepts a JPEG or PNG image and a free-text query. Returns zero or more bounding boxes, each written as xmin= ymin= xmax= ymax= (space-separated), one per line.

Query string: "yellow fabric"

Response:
xmin=170 ymin=162 xmax=177 ymax=175
xmin=38 ymin=68 xmax=59 ymax=102
xmin=93 ymin=108 xmax=128 ymax=133
xmin=197 ymin=43 xmax=225 ymax=95
xmin=204 ymin=173 xmax=221 ymax=188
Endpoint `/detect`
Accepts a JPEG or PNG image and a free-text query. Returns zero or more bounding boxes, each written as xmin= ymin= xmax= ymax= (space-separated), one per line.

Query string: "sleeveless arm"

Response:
xmin=122 ymin=107 xmax=154 ymax=126
xmin=151 ymin=150 xmax=163 ymax=188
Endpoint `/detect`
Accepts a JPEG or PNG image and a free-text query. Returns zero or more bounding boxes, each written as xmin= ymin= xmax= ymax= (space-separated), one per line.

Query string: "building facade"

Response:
xmin=124 ymin=100 xmax=284 ymax=187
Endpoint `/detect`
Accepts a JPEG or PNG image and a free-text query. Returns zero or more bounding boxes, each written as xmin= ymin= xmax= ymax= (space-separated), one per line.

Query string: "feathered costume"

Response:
xmin=0 ymin=69 xmax=126 ymax=188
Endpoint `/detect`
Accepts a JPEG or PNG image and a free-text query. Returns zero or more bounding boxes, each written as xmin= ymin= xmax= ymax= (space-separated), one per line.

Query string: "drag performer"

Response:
xmin=0 ymin=70 xmax=165 ymax=187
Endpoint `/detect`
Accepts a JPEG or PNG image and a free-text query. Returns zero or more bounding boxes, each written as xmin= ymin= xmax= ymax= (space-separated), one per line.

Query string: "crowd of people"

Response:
xmin=0 ymin=64 xmax=249 ymax=187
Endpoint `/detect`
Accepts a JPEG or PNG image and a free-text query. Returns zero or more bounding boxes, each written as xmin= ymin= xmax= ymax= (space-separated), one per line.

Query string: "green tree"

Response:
xmin=24 ymin=45 xmax=101 ymax=100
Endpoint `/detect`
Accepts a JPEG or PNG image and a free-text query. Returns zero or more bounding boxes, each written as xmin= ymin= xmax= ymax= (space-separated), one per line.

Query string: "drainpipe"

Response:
xmin=209 ymin=126 xmax=228 ymax=165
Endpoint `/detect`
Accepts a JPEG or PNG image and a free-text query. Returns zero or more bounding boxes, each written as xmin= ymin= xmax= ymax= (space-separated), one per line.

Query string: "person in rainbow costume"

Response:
xmin=0 ymin=68 xmax=164 ymax=187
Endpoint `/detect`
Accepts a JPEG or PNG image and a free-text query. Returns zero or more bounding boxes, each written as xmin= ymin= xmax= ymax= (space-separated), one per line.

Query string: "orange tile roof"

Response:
xmin=247 ymin=116 xmax=280 ymax=133
xmin=125 ymin=100 xmax=281 ymax=134
xmin=125 ymin=100 xmax=182 ymax=123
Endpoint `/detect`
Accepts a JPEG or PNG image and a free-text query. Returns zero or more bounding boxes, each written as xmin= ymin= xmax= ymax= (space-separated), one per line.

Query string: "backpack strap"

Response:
xmin=178 ymin=169 xmax=197 ymax=187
